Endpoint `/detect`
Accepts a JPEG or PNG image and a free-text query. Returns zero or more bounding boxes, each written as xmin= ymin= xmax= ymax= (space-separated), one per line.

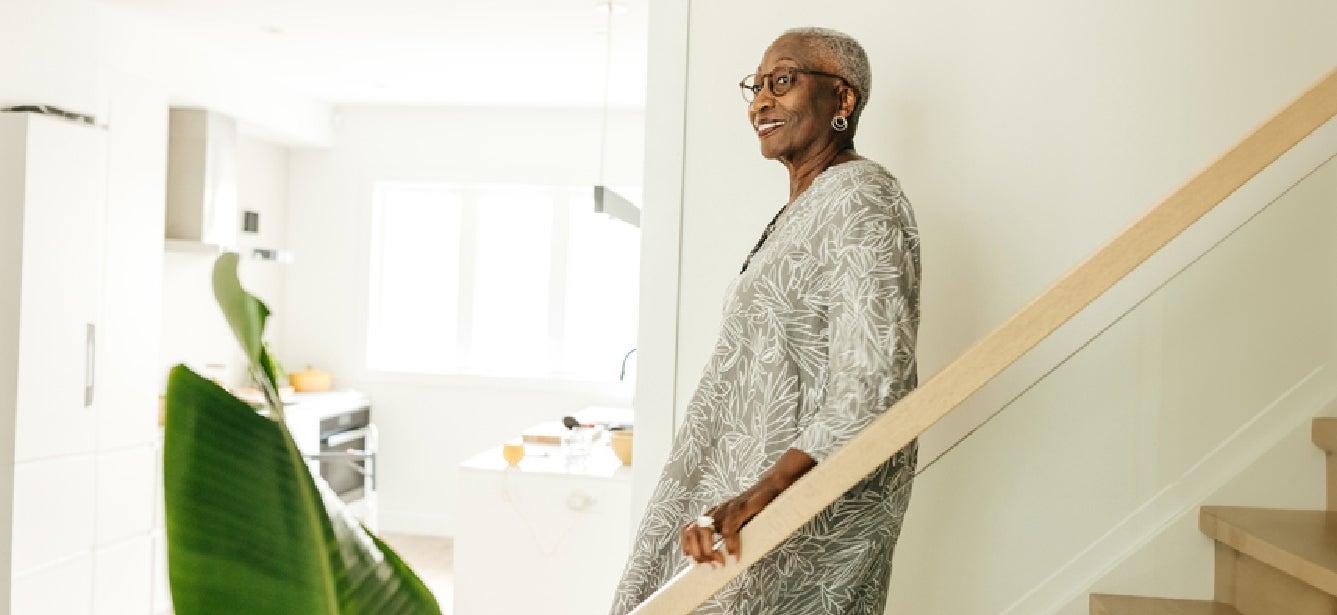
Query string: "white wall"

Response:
xmin=672 ymin=0 xmax=1337 ymax=420
xmin=96 ymin=4 xmax=332 ymax=146
xmin=160 ymin=135 xmax=291 ymax=390
xmin=884 ymin=154 xmax=1336 ymax=614
xmin=650 ymin=1 xmax=1337 ymax=612
xmin=0 ymin=0 xmax=103 ymax=117
xmin=283 ymin=106 xmax=645 ymax=536
xmin=0 ymin=0 xmax=331 ymax=146
xmin=0 ymin=1 xmax=330 ymax=612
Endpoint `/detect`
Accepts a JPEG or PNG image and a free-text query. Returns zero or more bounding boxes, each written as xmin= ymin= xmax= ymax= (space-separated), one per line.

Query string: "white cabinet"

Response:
xmin=12 ymin=112 xmax=106 ymax=461
xmin=0 ymin=111 xmax=159 ymax=615
xmin=455 ymin=443 xmax=632 ymax=615
xmin=1 ymin=111 xmax=109 ymax=612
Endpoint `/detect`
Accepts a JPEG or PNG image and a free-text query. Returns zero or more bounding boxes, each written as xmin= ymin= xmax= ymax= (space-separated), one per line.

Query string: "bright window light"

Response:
xmin=365 ymin=182 xmax=640 ymax=382
xmin=470 ymin=188 xmax=554 ymax=375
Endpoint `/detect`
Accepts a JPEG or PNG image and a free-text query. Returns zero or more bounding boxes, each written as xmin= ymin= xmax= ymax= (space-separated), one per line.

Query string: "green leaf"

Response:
xmin=162 ymin=252 xmax=442 ymax=614
xmin=164 ymin=365 xmax=441 ymax=615
xmin=211 ymin=252 xmax=267 ymax=364
xmin=211 ymin=252 xmax=279 ymax=392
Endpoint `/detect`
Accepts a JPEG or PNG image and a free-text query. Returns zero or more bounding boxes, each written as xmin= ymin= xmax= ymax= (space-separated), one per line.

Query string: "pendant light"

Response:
xmin=592 ymin=0 xmax=640 ymax=228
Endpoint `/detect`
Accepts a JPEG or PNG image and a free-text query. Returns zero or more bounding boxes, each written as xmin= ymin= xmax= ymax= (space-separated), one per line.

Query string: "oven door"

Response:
xmin=321 ymin=426 xmax=373 ymax=503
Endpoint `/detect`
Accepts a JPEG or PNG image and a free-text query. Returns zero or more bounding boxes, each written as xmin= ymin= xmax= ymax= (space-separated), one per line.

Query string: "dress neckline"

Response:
xmin=805 ymin=157 xmax=875 ymax=195
xmin=738 ymin=158 xmax=879 ymax=275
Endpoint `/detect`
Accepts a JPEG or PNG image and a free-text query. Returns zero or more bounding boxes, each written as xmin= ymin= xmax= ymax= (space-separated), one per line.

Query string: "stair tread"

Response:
xmin=1199 ymin=506 xmax=1337 ymax=595
xmin=1314 ymin=418 xmax=1337 ymax=454
xmin=1090 ymin=594 xmax=1241 ymax=615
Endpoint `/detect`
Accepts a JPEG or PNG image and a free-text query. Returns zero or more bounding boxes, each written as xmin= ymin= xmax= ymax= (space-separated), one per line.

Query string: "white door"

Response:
xmin=9 ymin=115 xmax=106 ymax=610
xmin=13 ymin=113 xmax=107 ymax=462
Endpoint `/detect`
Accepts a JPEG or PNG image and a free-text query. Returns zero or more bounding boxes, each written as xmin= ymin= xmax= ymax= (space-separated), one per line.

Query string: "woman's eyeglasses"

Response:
xmin=739 ymin=66 xmax=849 ymax=103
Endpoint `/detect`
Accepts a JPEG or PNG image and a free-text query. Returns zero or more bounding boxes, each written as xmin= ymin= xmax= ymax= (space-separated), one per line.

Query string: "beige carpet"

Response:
xmin=382 ymin=532 xmax=455 ymax=613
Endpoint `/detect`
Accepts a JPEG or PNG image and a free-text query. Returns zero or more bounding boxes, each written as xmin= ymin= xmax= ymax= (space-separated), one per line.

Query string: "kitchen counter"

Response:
xmin=459 ymin=438 xmax=630 ymax=481
xmin=454 ymin=414 xmax=635 ymax=615
xmin=234 ymin=389 xmax=371 ymax=420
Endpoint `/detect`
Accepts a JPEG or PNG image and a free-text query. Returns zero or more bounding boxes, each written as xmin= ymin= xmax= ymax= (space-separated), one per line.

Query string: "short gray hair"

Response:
xmin=781 ymin=27 xmax=871 ymax=125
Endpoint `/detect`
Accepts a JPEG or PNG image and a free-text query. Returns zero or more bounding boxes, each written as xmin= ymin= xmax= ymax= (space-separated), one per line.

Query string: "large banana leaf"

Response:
xmin=163 ymin=253 xmax=441 ymax=614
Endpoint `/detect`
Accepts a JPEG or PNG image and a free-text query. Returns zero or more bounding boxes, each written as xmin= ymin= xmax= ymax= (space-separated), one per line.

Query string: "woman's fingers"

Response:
xmin=695 ymin=526 xmax=716 ymax=565
xmin=682 ymin=523 xmax=703 ymax=562
xmin=697 ymin=505 xmax=720 ymax=566
xmin=721 ymin=516 xmax=741 ymax=561
xmin=708 ymin=503 xmax=730 ymax=564
xmin=684 ymin=503 xmax=750 ymax=567
xmin=682 ymin=523 xmax=723 ymax=566
xmin=718 ymin=501 xmax=743 ymax=561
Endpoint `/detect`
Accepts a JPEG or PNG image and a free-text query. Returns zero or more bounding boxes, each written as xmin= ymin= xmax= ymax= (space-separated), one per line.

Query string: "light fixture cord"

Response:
xmin=597 ymin=2 xmax=614 ymax=187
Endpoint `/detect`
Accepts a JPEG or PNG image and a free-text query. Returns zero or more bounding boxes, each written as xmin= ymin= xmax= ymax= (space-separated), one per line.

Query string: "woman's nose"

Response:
xmin=749 ymin=93 xmax=773 ymax=117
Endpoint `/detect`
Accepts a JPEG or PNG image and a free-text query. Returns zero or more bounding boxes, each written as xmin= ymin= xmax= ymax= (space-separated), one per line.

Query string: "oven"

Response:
xmin=306 ymin=405 xmax=377 ymax=504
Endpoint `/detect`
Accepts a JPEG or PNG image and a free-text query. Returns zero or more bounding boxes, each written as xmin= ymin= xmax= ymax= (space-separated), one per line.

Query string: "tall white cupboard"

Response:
xmin=0 ymin=107 xmax=164 ymax=614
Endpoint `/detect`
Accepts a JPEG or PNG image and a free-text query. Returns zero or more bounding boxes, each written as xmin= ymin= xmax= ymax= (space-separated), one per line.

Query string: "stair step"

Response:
xmin=1199 ymin=506 xmax=1337 ymax=596
xmin=1314 ymin=418 xmax=1337 ymax=454
xmin=1090 ymin=593 xmax=1242 ymax=614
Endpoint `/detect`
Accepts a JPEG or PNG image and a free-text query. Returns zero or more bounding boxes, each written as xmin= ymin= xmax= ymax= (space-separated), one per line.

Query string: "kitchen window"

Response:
xmin=366 ymin=181 xmax=640 ymax=382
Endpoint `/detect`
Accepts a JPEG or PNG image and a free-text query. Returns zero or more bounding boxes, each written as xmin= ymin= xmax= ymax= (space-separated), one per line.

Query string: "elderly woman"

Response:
xmin=610 ymin=27 xmax=920 ymax=615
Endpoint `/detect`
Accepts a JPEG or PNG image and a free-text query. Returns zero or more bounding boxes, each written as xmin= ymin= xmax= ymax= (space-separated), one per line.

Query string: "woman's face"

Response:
xmin=747 ymin=35 xmax=846 ymax=161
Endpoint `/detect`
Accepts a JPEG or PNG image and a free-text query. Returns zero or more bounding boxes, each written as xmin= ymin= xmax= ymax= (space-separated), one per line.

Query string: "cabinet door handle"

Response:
xmin=84 ymin=323 xmax=95 ymax=408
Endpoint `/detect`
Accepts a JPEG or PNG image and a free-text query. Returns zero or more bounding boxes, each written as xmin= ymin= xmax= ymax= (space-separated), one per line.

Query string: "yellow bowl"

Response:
xmin=502 ymin=439 xmax=526 ymax=466
xmin=289 ymin=366 xmax=332 ymax=393
xmin=610 ymin=430 xmax=633 ymax=466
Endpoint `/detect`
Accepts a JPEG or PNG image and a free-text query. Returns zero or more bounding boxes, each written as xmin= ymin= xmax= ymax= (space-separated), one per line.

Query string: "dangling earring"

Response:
xmin=831 ymin=115 xmax=849 ymax=132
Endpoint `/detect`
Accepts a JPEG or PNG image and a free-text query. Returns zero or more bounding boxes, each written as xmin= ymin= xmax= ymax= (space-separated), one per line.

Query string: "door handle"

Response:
xmin=84 ymin=323 xmax=95 ymax=408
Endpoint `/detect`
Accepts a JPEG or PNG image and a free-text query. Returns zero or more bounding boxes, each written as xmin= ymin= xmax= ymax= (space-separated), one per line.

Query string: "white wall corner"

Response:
xmin=628 ymin=0 xmax=691 ymax=539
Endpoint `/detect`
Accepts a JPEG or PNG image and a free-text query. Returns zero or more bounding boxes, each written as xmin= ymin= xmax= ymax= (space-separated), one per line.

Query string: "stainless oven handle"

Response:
xmin=304 ymin=451 xmax=375 ymax=460
xmin=325 ymin=427 xmax=370 ymax=448
xmin=303 ymin=451 xmax=375 ymax=477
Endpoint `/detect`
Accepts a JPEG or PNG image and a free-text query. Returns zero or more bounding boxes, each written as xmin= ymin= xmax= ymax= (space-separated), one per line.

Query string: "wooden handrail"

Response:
xmin=627 ymin=65 xmax=1337 ymax=615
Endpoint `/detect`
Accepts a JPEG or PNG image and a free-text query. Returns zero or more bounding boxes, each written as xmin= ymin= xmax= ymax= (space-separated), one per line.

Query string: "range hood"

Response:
xmin=165 ymin=108 xmax=239 ymax=252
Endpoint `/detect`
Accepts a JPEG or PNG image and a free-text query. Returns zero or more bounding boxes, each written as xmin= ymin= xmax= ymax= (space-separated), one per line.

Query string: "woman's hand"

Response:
xmin=680 ymin=448 xmax=817 ymax=567
xmin=682 ymin=480 xmax=780 ymax=567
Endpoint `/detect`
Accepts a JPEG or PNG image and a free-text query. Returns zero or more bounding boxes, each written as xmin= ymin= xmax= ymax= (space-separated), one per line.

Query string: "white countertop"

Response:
xmin=284 ymin=390 xmax=371 ymax=419
xmin=241 ymin=389 xmax=371 ymax=420
xmin=460 ymin=440 xmax=631 ymax=481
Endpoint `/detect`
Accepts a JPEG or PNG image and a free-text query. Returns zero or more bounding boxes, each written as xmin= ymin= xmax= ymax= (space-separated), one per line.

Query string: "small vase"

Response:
xmin=611 ymin=430 xmax=633 ymax=466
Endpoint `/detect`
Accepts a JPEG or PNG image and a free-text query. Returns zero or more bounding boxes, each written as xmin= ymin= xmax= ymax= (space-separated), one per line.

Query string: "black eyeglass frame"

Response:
xmin=738 ymin=67 xmax=851 ymax=102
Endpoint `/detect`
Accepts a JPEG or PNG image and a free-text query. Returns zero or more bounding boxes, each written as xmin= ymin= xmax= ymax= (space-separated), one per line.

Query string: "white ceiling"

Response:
xmin=98 ymin=0 xmax=648 ymax=108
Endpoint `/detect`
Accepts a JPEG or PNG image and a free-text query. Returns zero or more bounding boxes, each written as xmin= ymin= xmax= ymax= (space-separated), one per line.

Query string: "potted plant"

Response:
xmin=162 ymin=253 xmax=440 ymax=614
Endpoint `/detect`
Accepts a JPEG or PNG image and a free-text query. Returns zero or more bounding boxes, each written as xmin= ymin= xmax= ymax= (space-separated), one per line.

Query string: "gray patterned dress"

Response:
xmin=609 ymin=158 xmax=921 ymax=615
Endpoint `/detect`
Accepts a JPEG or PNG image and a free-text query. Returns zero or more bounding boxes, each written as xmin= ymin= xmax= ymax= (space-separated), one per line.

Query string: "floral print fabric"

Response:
xmin=609 ymin=159 xmax=921 ymax=615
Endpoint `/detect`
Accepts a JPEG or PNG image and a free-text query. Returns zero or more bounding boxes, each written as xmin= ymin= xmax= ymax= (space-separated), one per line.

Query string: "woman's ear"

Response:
xmin=839 ymin=86 xmax=858 ymax=119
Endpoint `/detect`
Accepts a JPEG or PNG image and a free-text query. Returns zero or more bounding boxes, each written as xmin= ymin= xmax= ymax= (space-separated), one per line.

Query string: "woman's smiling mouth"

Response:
xmin=756 ymin=120 xmax=785 ymax=138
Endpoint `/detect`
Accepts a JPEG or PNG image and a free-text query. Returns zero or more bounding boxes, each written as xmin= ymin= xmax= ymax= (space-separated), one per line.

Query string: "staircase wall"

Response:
xmin=1058 ymin=413 xmax=1332 ymax=615
xmin=885 ymin=151 xmax=1337 ymax=614
xmin=656 ymin=2 xmax=1337 ymax=613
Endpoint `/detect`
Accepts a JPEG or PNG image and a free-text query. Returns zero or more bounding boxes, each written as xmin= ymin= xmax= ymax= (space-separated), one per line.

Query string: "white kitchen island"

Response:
xmin=454 ymin=432 xmax=633 ymax=615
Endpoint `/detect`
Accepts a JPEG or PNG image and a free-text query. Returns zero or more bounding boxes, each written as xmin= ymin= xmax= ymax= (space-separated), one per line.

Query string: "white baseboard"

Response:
xmin=378 ymin=509 xmax=453 ymax=538
xmin=998 ymin=363 xmax=1337 ymax=615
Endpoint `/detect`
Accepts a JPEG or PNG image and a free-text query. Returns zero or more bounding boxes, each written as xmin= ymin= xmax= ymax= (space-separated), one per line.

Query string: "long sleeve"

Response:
xmin=792 ymin=175 xmax=920 ymax=465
